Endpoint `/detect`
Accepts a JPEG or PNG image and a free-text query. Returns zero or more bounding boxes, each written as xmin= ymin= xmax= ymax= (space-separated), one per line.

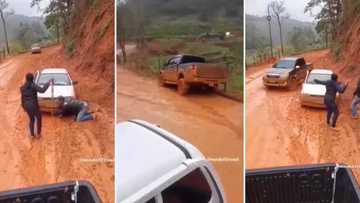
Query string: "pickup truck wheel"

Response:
xmin=158 ymin=75 xmax=165 ymax=86
xmin=177 ymin=78 xmax=189 ymax=95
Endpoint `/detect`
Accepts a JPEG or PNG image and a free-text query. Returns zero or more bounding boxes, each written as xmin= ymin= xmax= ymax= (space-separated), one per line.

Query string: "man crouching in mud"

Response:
xmin=315 ymin=73 xmax=348 ymax=130
xmin=20 ymin=73 xmax=51 ymax=137
xmin=57 ymin=96 xmax=94 ymax=122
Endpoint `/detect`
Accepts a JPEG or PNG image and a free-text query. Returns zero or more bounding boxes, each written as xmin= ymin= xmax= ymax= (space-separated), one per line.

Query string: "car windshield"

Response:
xmin=274 ymin=60 xmax=296 ymax=69
xmin=181 ymin=55 xmax=206 ymax=63
xmin=32 ymin=44 xmax=40 ymax=48
xmin=38 ymin=73 xmax=71 ymax=86
xmin=306 ymin=73 xmax=331 ymax=84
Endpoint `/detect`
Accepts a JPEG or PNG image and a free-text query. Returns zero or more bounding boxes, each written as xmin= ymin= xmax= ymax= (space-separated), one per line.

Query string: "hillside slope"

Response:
xmin=246 ymin=14 xmax=316 ymax=49
xmin=66 ymin=0 xmax=114 ymax=113
xmin=338 ymin=7 xmax=360 ymax=72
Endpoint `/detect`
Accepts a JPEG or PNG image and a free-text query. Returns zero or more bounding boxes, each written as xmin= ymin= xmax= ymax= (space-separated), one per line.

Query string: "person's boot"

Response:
xmin=330 ymin=125 xmax=339 ymax=131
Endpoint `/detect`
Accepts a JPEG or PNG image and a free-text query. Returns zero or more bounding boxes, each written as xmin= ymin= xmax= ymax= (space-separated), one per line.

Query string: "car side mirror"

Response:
xmin=73 ymin=81 xmax=78 ymax=85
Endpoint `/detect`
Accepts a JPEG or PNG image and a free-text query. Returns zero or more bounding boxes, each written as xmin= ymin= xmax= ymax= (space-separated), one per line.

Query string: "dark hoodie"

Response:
xmin=20 ymin=75 xmax=50 ymax=110
xmin=314 ymin=79 xmax=347 ymax=102
xmin=353 ymin=80 xmax=360 ymax=97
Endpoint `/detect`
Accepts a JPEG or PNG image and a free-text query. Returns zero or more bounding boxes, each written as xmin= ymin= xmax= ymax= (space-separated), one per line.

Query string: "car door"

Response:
xmin=168 ymin=57 xmax=181 ymax=82
xmin=296 ymin=58 xmax=307 ymax=81
xmin=160 ymin=166 xmax=224 ymax=203
xmin=162 ymin=57 xmax=178 ymax=82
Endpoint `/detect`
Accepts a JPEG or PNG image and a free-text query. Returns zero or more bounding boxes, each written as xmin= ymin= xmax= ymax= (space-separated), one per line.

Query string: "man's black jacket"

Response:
xmin=20 ymin=82 xmax=50 ymax=110
xmin=314 ymin=79 xmax=347 ymax=102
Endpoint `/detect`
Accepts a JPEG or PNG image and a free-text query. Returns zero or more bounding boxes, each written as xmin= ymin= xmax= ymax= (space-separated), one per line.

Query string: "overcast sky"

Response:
xmin=246 ymin=0 xmax=318 ymax=22
xmin=8 ymin=0 xmax=49 ymax=17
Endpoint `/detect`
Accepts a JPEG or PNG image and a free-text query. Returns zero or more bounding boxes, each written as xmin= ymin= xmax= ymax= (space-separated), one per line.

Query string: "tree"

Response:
xmin=305 ymin=0 xmax=343 ymax=41
xmin=31 ymin=0 xmax=74 ymax=36
xmin=0 ymin=0 xmax=11 ymax=54
xmin=269 ymin=0 xmax=287 ymax=55
xmin=118 ymin=1 xmax=127 ymax=63
xmin=17 ymin=23 xmax=33 ymax=49
xmin=288 ymin=27 xmax=316 ymax=51
xmin=44 ymin=13 xmax=62 ymax=43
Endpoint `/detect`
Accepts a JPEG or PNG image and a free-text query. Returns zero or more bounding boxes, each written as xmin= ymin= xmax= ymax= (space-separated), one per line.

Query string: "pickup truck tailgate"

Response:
xmin=195 ymin=63 xmax=228 ymax=79
xmin=0 ymin=181 xmax=101 ymax=203
xmin=246 ymin=164 xmax=360 ymax=203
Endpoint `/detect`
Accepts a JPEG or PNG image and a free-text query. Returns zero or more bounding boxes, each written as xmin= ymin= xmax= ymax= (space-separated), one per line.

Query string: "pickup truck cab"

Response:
xmin=159 ymin=55 xmax=229 ymax=95
xmin=116 ymin=120 xmax=227 ymax=203
xmin=35 ymin=68 xmax=77 ymax=113
xmin=263 ymin=57 xmax=313 ymax=88
xmin=246 ymin=163 xmax=360 ymax=203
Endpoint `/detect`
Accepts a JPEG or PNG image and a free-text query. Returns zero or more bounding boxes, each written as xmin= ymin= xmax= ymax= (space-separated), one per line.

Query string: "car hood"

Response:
xmin=266 ymin=68 xmax=292 ymax=75
xmin=38 ymin=85 xmax=75 ymax=98
xmin=302 ymin=83 xmax=326 ymax=96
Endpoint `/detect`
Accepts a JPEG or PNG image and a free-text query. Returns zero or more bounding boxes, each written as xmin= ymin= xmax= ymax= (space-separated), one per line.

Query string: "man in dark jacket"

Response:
xmin=315 ymin=73 xmax=348 ymax=129
xmin=20 ymin=73 xmax=51 ymax=137
xmin=351 ymin=79 xmax=360 ymax=118
xmin=57 ymin=97 xmax=94 ymax=122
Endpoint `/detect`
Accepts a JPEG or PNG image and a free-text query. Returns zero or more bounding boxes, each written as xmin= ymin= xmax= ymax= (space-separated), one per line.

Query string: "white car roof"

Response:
xmin=116 ymin=120 xmax=204 ymax=201
xmin=310 ymin=69 xmax=333 ymax=74
xmin=41 ymin=68 xmax=68 ymax=74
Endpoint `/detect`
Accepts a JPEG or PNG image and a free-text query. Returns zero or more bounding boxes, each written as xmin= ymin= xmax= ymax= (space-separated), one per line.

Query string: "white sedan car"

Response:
xmin=35 ymin=68 xmax=77 ymax=112
xmin=300 ymin=69 xmax=339 ymax=108
xmin=117 ymin=120 xmax=227 ymax=203
xmin=31 ymin=43 xmax=41 ymax=54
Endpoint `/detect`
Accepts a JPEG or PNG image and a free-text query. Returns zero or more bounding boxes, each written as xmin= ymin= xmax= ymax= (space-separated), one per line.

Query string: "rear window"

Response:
xmin=181 ymin=56 xmax=206 ymax=64
xmin=306 ymin=73 xmax=331 ymax=84
xmin=38 ymin=73 xmax=71 ymax=86
xmin=162 ymin=168 xmax=212 ymax=203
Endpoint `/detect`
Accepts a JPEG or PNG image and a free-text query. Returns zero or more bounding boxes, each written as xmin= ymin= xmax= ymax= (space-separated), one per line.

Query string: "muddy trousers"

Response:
xmin=351 ymin=95 xmax=360 ymax=118
xmin=24 ymin=107 xmax=42 ymax=137
xmin=325 ymin=99 xmax=339 ymax=127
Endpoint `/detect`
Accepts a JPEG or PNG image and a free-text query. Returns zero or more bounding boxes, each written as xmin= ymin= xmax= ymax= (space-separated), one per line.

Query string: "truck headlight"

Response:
xmin=280 ymin=72 xmax=289 ymax=79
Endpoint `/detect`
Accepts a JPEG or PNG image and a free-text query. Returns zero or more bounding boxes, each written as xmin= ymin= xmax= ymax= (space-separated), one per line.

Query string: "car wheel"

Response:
xmin=177 ymin=78 xmax=189 ymax=95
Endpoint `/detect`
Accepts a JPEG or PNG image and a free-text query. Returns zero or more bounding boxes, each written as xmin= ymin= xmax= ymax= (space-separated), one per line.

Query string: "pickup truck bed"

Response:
xmin=0 ymin=181 xmax=101 ymax=203
xmin=246 ymin=163 xmax=360 ymax=203
xmin=160 ymin=55 xmax=229 ymax=95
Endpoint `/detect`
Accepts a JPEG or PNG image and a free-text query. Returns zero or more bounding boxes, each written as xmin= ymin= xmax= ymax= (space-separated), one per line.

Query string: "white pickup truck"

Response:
xmin=116 ymin=120 xmax=227 ymax=203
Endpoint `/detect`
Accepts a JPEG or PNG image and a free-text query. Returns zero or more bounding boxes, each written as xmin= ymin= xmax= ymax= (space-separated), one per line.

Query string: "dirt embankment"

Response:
xmin=117 ymin=66 xmax=243 ymax=203
xmin=0 ymin=1 xmax=115 ymax=202
xmin=67 ymin=0 xmax=114 ymax=111
xmin=246 ymin=49 xmax=360 ymax=181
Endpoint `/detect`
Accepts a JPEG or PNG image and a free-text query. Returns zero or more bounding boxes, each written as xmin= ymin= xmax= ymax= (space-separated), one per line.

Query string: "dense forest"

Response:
xmin=118 ymin=0 xmax=242 ymax=40
xmin=246 ymin=14 xmax=317 ymax=51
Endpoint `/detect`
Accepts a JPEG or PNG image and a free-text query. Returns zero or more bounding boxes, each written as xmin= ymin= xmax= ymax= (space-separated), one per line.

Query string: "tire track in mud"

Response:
xmin=117 ymin=67 xmax=243 ymax=203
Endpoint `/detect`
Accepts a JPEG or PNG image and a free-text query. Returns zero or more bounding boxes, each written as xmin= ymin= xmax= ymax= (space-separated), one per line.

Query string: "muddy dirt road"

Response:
xmin=246 ymin=49 xmax=360 ymax=178
xmin=117 ymin=67 xmax=243 ymax=203
xmin=0 ymin=46 xmax=114 ymax=203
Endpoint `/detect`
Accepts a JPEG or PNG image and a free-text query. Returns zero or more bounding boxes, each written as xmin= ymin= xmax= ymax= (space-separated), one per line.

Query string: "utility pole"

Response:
xmin=267 ymin=6 xmax=273 ymax=57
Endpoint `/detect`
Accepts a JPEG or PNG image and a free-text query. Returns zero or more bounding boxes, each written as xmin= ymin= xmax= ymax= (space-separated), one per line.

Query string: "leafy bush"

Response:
xmin=65 ymin=38 xmax=76 ymax=57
